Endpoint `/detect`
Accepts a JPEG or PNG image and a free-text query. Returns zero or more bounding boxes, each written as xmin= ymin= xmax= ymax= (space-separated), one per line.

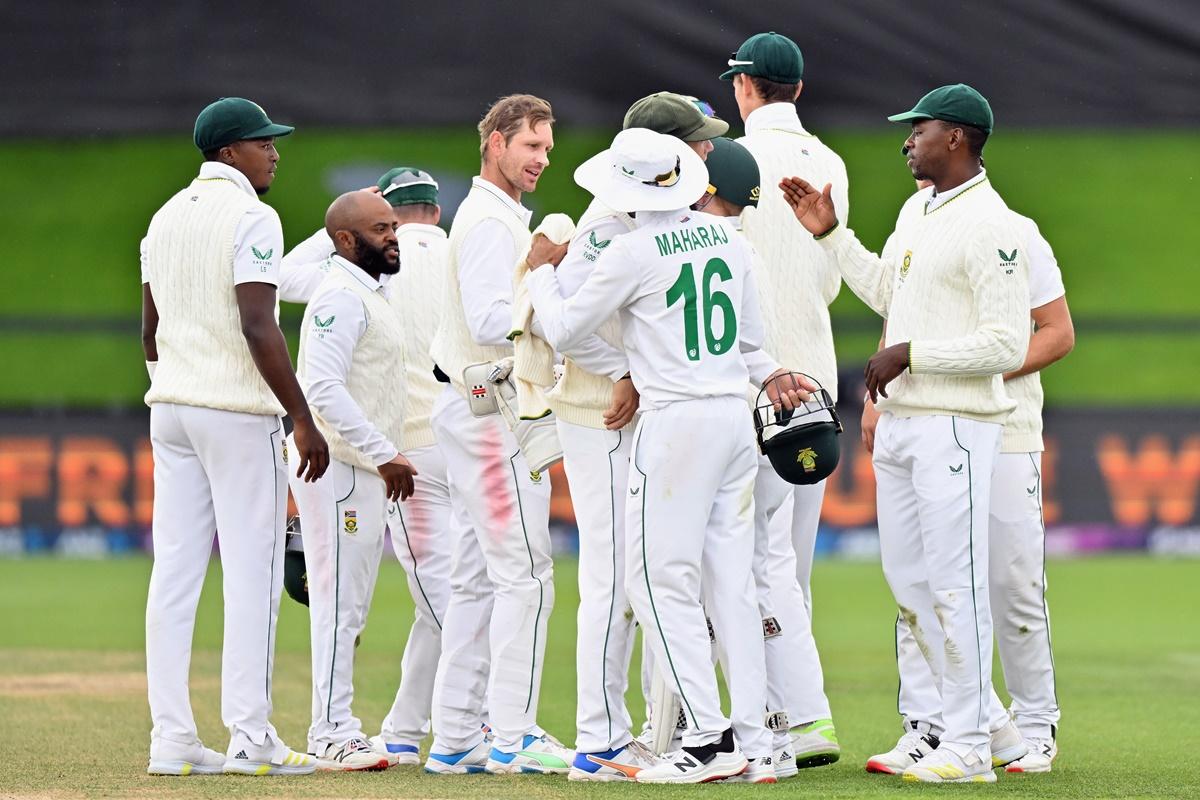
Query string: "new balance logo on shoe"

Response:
xmin=234 ymin=750 xmax=248 ymax=760
xmin=673 ymin=755 xmax=698 ymax=772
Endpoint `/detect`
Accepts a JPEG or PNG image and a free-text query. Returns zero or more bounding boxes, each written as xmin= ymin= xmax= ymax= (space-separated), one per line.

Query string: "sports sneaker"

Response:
xmin=486 ymin=732 xmax=573 ymax=774
xmin=368 ymin=735 xmax=419 ymax=766
xmin=990 ymin=718 xmax=1029 ymax=767
xmin=315 ymin=738 xmax=391 ymax=771
xmin=636 ymin=728 xmax=748 ymax=784
xmin=902 ymin=747 xmax=996 ymax=783
xmin=1006 ymin=736 xmax=1057 ymax=773
xmin=865 ymin=722 xmax=940 ymax=774
xmin=720 ymin=755 xmax=778 ymax=784
xmin=147 ymin=737 xmax=225 ymax=775
xmin=424 ymin=738 xmax=491 ymax=774
xmin=789 ymin=718 xmax=840 ymax=768
xmin=774 ymin=745 xmax=798 ymax=779
xmin=223 ymin=734 xmax=317 ymax=776
xmin=635 ymin=718 xmax=683 ymax=755
xmin=569 ymin=739 xmax=660 ymax=781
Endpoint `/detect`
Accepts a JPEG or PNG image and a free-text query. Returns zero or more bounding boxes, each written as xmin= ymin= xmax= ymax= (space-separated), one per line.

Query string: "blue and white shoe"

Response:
xmin=568 ymin=739 xmax=660 ymax=781
xmin=369 ymin=735 xmax=420 ymax=766
xmin=423 ymin=739 xmax=491 ymax=775
xmin=485 ymin=732 xmax=573 ymax=774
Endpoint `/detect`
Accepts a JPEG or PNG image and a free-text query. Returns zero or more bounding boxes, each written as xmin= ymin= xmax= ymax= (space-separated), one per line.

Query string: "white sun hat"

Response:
xmin=573 ymin=128 xmax=709 ymax=213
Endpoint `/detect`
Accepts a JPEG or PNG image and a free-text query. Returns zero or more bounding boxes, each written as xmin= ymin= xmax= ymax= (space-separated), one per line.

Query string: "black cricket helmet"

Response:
xmin=753 ymin=373 xmax=842 ymax=485
xmin=283 ymin=515 xmax=309 ymax=607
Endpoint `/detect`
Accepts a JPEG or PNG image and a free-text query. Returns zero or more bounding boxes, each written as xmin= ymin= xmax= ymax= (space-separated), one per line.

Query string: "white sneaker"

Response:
xmin=315 ymin=738 xmax=391 ymax=771
xmin=636 ymin=729 xmax=748 ymax=784
xmin=223 ymin=734 xmax=317 ymax=776
xmin=486 ymin=732 xmax=573 ymax=774
xmin=720 ymin=755 xmax=778 ymax=784
xmin=902 ymin=747 xmax=996 ymax=783
xmin=865 ymin=723 xmax=940 ymax=774
xmin=774 ymin=745 xmax=798 ymax=779
xmin=424 ymin=738 xmax=491 ymax=774
xmin=368 ymin=735 xmax=420 ymax=766
xmin=990 ymin=718 xmax=1029 ymax=767
xmin=1006 ymin=737 xmax=1057 ymax=773
xmin=636 ymin=720 xmax=682 ymax=755
xmin=147 ymin=738 xmax=225 ymax=775
xmin=789 ymin=718 xmax=840 ymax=768
xmin=568 ymin=739 xmax=661 ymax=781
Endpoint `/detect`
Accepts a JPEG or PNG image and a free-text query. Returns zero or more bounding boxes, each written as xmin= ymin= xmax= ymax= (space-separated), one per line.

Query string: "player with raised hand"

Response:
xmin=720 ymin=31 xmax=848 ymax=770
xmin=781 ymin=84 xmax=1029 ymax=783
xmin=525 ymin=128 xmax=814 ymax=784
xmin=289 ymin=190 xmax=416 ymax=771
xmin=141 ymin=97 xmax=324 ymax=777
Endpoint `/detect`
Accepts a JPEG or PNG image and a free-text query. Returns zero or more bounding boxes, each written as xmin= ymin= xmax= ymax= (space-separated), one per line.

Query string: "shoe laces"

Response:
xmin=624 ymin=738 xmax=660 ymax=764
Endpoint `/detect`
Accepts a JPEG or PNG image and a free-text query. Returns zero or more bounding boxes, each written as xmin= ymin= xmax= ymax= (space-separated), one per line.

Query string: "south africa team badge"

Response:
xmin=281 ymin=438 xmax=289 ymax=465
xmin=343 ymin=510 xmax=358 ymax=534
xmin=900 ymin=250 xmax=913 ymax=280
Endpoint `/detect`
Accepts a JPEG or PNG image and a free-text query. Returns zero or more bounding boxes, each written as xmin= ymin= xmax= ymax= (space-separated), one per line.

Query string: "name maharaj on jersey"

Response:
xmin=654 ymin=223 xmax=729 ymax=258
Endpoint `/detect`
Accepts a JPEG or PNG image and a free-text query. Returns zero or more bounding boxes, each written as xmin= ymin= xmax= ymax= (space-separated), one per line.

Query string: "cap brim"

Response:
xmin=886 ymin=111 xmax=931 ymax=124
xmin=241 ymin=122 xmax=295 ymax=140
xmin=684 ymin=116 xmax=730 ymax=142
xmin=718 ymin=66 xmax=742 ymax=81
xmin=574 ymin=137 xmax=709 ymax=213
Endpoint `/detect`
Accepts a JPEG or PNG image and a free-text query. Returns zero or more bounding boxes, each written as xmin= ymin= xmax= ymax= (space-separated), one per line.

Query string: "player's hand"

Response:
xmin=524 ymin=233 xmax=569 ymax=270
xmin=779 ymin=177 xmax=839 ymax=237
xmin=861 ymin=397 xmax=881 ymax=454
xmin=377 ymin=454 xmax=418 ymax=502
xmin=764 ymin=369 xmax=817 ymax=412
xmin=864 ymin=342 xmax=910 ymax=403
xmin=292 ymin=416 xmax=330 ymax=482
xmin=604 ymin=376 xmax=639 ymax=430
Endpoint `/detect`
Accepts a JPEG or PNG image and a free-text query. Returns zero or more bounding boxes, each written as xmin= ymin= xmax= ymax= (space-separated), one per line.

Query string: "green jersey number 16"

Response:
xmin=665 ymin=257 xmax=738 ymax=361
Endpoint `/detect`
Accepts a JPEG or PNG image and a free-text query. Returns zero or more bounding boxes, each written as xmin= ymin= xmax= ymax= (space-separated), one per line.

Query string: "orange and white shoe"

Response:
xmin=1006 ymin=737 xmax=1057 ymax=773
xmin=865 ymin=723 xmax=940 ymax=774
xmin=569 ymin=739 xmax=661 ymax=781
xmin=720 ymin=755 xmax=779 ymax=783
xmin=315 ymin=738 xmax=391 ymax=771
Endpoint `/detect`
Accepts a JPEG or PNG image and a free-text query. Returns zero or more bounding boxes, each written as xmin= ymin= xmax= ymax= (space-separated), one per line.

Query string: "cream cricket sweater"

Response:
xmin=818 ymin=176 xmax=1029 ymax=423
xmin=738 ymin=104 xmax=850 ymax=399
xmin=429 ymin=183 xmax=530 ymax=392
xmin=390 ymin=223 xmax=448 ymax=452
xmin=298 ymin=264 xmax=407 ymax=471
xmin=546 ymin=199 xmax=636 ymax=429
xmin=143 ymin=177 xmax=284 ymax=416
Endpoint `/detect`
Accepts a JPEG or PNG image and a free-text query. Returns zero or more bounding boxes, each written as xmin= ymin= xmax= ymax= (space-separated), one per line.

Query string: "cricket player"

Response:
xmin=141 ymin=97 xmax=325 ymax=776
xmin=862 ymin=187 xmax=1074 ymax=775
xmin=781 ymin=84 xmax=1030 ymax=783
xmin=278 ymin=168 xmax=458 ymax=766
xmin=424 ymin=94 xmax=573 ymax=774
xmin=289 ymin=190 xmax=416 ymax=770
xmin=720 ymin=31 xmax=846 ymax=767
xmin=526 ymin=127 xmax=814 ymax=784
xmin=542 ymin=91 xmax=729 ymax=782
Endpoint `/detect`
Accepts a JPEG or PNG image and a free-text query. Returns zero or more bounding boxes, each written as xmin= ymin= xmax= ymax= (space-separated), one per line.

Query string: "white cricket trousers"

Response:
xmin=873 ymin=413 xmax=1001 ymax=761
xmin=896 ymin=450 xmax=1059 ymax=740
xmin=754 ymin=465 xmax=832 ymax=726
xmin=626 ymin=396 xmax=771 ymax=759
xmin=146 ymin=403 xmax=287 ymax=748
xmin=379 ymin=443 xmax=456 ymax=747
xmin=429 ymin=387 xmax=554 ymax=752
xmin=288 ymin=451 xmax=386 ymax=752
xmin=558 ymin=419 xmax=636 ymax=753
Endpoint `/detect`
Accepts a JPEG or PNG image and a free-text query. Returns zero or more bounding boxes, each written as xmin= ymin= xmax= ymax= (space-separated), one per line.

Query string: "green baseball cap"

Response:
xmin=376 ymin=167 xmax=439 ymax=207
xmin=623 ymin=91 xmax=729 ymax=142
xmin=706 ymin=137 xmax=761 ymax=209
xmin=719 ymin=31 xmax=804 ymax=84
xmin=887 ymin=83 xmax=994 ymax=135
xmin=193 ymin=97 xmax=295 ymax=153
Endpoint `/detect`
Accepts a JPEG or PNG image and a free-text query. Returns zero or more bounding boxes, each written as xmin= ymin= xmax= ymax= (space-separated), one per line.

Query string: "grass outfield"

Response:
xmin=1 ymin=128 xmax=1198 ymax=406
xmin=0 ymin=555 xmax=1197 ymax=798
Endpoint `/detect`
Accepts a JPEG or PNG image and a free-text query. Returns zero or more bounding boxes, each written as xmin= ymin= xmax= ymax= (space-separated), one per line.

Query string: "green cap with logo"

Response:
xmin=193 ymin=97 xmax=295 ymax=153
xmin=623 ymin=91 xmax=729 ymax=142
xmin=376 ymin=167 xmax=439 ymax=207
xmin=706 ymin=138 xmax=761 ymax=209
xmin=720 ymin=31 xmax=804 ymax=84
xmin=887 ymin=83 xmax=994 ymax=135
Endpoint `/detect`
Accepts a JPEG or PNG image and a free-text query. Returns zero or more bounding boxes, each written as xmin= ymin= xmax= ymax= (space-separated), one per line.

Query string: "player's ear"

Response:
xmin=486 ymin=130 xmax=505 ymax=161
xmin=793 ymin=80 xmax=803 ymax=101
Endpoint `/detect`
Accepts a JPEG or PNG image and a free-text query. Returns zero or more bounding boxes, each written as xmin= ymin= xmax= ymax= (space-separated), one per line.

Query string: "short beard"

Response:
xmin=352 ymin=232 xmax=399 ymax=276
